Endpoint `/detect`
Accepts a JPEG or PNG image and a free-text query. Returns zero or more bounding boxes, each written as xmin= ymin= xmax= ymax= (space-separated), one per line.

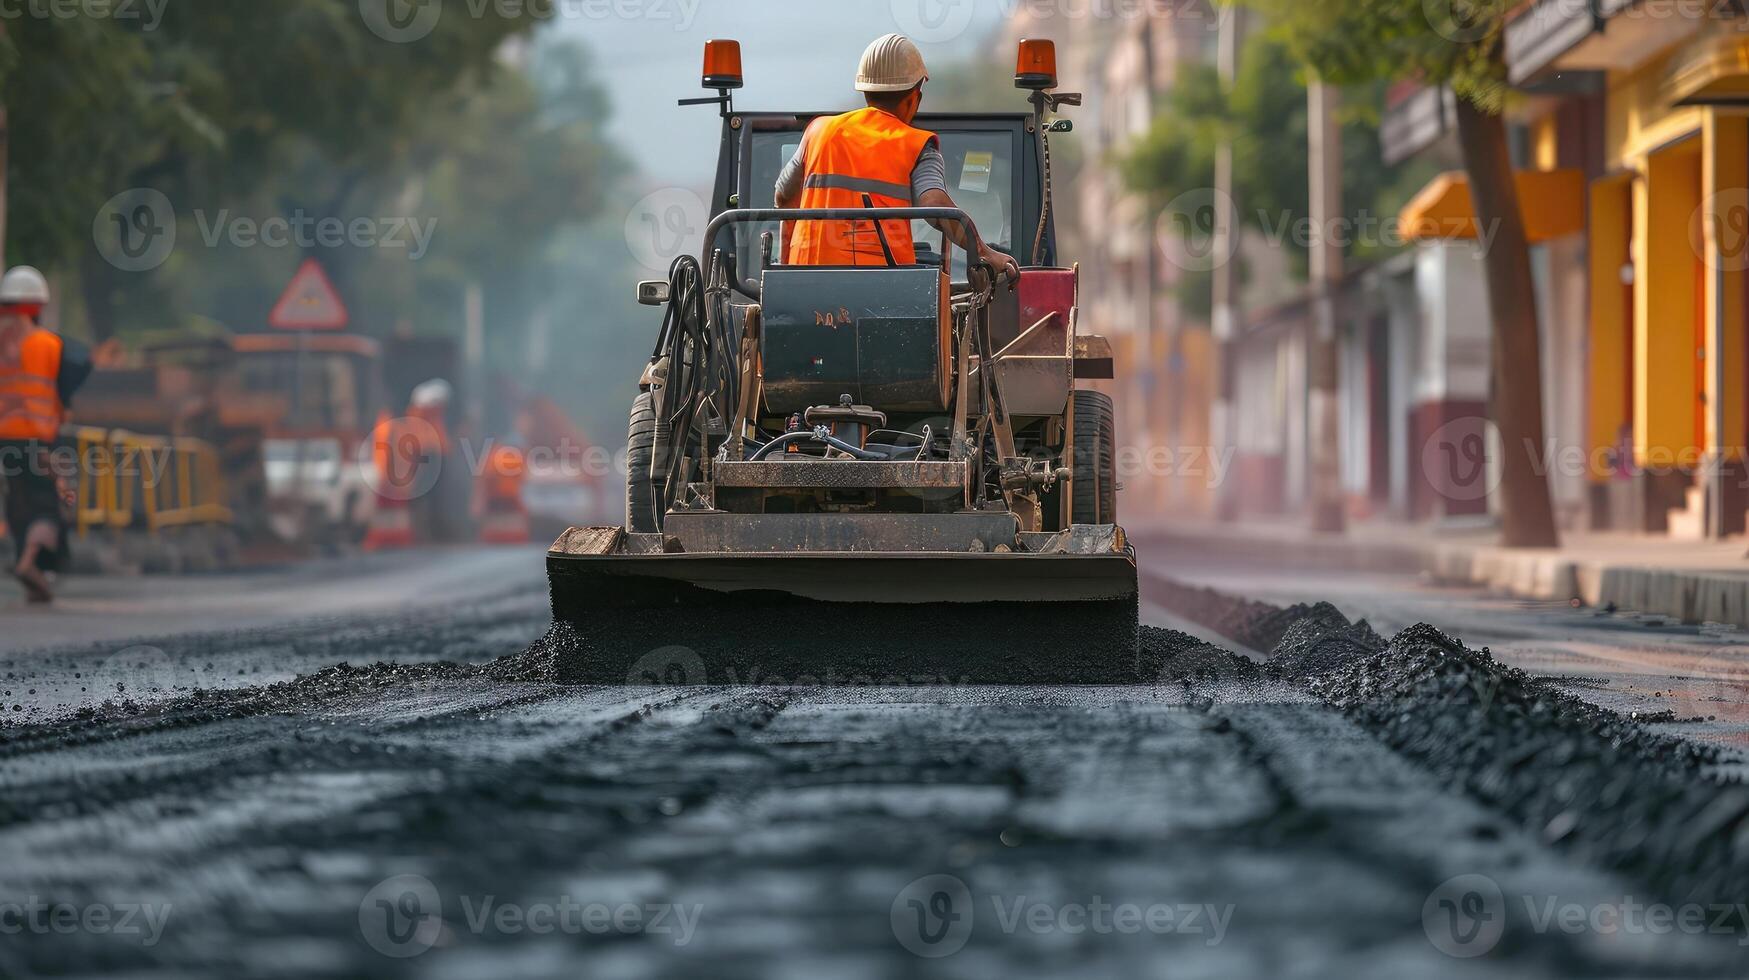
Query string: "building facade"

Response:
xmin=1507 ymin=3 xmax=1749 ymax=538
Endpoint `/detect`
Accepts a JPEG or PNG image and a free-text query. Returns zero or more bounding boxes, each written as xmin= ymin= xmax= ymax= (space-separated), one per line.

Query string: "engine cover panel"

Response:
xmin=760 ymin=266 xmax=950 ymax=413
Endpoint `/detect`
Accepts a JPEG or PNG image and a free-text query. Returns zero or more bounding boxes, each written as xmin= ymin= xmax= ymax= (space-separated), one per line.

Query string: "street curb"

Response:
xmin=1130 ymin=526 xmax=1426 ymax=574
xmin=1428 ymin=545 xmax=1749 ymax=627
xmin=1136 ymin=524 xmax=1749 ymax=630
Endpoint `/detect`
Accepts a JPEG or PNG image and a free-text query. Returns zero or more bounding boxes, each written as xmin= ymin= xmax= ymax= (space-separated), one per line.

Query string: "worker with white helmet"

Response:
xmin=402 ymin=377 xmax=462 ymax=543
xmin=0 ymin=266 xmax=92 ymax=603
xmin=776 ymin=33 xmax=1020 ymax=280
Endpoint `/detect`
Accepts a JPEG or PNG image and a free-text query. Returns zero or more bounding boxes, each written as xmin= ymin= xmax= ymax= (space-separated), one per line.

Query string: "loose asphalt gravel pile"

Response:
xmin=1146 ymin=573 xmax=1749 ymax=913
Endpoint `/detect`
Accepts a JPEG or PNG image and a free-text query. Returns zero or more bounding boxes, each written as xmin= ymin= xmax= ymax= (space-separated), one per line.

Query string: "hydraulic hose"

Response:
xmin=748 ymin=427 xmax=886 ymax=462
xmin=648 ymin=252 xmax=739 ymax=527
xmin=747 ymin=431 xmax=815 ymax=461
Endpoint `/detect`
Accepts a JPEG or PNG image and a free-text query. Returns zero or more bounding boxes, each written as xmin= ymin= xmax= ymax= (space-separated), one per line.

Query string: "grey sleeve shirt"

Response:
xmin=775 ymin=132 xmax=946 ymax=203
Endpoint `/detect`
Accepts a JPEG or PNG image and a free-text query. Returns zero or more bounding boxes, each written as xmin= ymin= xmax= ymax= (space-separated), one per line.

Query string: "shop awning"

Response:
xmin=1397 ymin=169 xmax=1586 ymax=244
xmin=1665 ymin=33 xmax=1749 ymax=107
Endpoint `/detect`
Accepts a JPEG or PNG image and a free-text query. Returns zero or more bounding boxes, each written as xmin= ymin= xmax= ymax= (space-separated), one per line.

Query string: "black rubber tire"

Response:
xmin=625 ymin=390 xmax=663 ymax=533
xmin=1070 ymin=390 xmax=1117 ymax=525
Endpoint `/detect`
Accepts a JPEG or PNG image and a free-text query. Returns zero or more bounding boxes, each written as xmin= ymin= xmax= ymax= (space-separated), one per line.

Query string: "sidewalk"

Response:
xmin=1131 ymin=516 xmax=1749 ymax=629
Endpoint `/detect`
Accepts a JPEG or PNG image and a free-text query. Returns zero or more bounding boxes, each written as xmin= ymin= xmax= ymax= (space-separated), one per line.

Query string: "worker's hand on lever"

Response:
xmin=982 ymin=245 xmax=1020 ymax=286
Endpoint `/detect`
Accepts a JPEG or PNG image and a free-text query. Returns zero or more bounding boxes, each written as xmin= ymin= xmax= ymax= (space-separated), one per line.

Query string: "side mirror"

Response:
xmin=637 ymin=280 xmax=671 ymax=306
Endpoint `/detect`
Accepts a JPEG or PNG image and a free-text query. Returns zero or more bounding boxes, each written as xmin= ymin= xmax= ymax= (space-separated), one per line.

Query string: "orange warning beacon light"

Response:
xmin=1015 ymin=38 xmax=1058 ymax=91
xmin=702 ymin=39 xmax=744 ymax=90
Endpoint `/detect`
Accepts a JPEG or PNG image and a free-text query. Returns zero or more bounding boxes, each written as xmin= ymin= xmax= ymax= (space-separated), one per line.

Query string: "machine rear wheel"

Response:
xmin=626 ymin=390 xmax=663 ymax=533
xmin=1071 ymin=390 xmax=1116 ymax=525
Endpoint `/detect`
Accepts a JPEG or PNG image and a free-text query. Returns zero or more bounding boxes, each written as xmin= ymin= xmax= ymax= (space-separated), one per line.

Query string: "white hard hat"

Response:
xmin=856 ymin=33 xmax=928 ymax=93
xmin=0 ymin=266 xmax=49 ymax=306
xmin=411 ymin=379 xmax=453 ymax=408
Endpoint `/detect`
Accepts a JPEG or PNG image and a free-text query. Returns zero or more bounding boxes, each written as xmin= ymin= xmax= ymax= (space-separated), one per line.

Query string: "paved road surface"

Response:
xmin=0 ymin=546 xmax=546 ymax=650
xmin=1 ymin=545 xmax=1746 ymax=977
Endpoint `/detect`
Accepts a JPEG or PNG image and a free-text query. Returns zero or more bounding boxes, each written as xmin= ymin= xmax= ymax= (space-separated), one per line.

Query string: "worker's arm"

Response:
xmin=920 ymin=188 xmax=1019 ymax=282
xmin=57 ymin=337 xmax=93 ymax=408
xmin=773 ymin=121 xmax=821 ymax=209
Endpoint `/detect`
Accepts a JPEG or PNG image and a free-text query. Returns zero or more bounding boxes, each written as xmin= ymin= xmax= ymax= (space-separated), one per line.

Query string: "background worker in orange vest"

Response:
xmin=474 ymin=437 xmax=530 ymax=545
xmin=0 ymin=267 xmax=91 ymax=603
xmin=775 ymin=33 xmax=1020 ymax=280
xmin=404 ymin=378 xmax=459 ymax=543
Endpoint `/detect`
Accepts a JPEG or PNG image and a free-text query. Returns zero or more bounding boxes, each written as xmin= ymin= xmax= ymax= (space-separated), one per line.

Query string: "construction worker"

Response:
xmin=405 ymin=379 xmax=456 ymax=543
xmin=361 ymin=410 xmax=417 ymax=551
xmin=0 ymin=267 xmax=92 ymax=603
xmin=776 ymin=33 xmax=1020 ymax=280
xmin=474 ymin=440 xmax=530 ymax=545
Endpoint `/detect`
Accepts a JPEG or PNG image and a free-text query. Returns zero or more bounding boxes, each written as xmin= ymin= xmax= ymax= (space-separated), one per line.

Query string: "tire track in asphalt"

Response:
xmin=0 ymin=685 xmax=792 ymax=978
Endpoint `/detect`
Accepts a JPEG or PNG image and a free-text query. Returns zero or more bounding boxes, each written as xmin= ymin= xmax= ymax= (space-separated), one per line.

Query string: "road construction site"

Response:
xmin=2 ymin=543 xmax=1746 ymax=978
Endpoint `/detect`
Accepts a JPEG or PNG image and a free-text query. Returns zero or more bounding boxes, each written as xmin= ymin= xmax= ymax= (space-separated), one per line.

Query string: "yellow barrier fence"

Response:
xmin=68 ymin=426 xmax=234 ymax=538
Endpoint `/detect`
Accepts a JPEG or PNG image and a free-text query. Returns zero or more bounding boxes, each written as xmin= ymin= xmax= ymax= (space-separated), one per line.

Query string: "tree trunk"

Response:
xmin=0 ymin=102 xmax=9 ymax=268
xmin=1212 ymin=7 xmax=1242 ymax=523
xmin=1452 ymin=97 xmax=1560 ymax=548
xmin=0 ymin=21 xmax=9 ymax=268
xmin=1307 ymin=81 xmax=1345 ymax=533
xmin=80 ymin=246 xmax=118 ymax=344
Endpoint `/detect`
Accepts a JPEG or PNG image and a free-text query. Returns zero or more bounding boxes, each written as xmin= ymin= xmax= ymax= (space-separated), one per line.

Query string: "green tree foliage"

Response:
xmin=0 ymin=2 xmax=553 ymax=338
xmin=1120 ymin=32 xmax=1416 ymax=275
xmin=1244 ymin=0 xmax=1508 ymax=109
xmin=0 ymin=15 xmax=151 ymax=267
xmin=1 ymin=3 xmax=545 ymax=276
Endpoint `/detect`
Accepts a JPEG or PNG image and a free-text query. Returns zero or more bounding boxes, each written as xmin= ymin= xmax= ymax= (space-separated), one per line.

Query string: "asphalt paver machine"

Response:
xmin=549 ymin=39 xmax=1138 ymax=683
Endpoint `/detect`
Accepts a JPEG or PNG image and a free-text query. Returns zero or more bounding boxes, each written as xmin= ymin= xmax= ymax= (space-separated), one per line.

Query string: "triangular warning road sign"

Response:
xmin=269 ymin=259 xmax=349 ymax=330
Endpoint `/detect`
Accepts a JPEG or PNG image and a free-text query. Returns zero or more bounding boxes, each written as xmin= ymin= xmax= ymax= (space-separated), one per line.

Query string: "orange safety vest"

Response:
xmin=0 ymin=329 xmax=64 ymax=441
xmin=787 ymin=107 xmax=935 ymax=267
xmin=481 ymin=444 xmax=526 ymax=511
xmin=371 ymin=412 xmax=418 ymax=498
